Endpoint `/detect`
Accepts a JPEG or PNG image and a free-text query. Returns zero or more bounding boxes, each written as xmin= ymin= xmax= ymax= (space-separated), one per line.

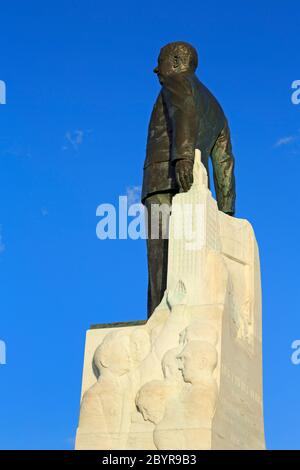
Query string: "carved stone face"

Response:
xmin=130 ymin=329 xmax=151 ymax=366
xmin=178 ymin=347 xmax=195 ymax=383
xmin=138 ymin=398 xmax=164 ymax=425
xmin=136 ymin=380 xmax=168 ymax=425
xmin=178 ymin=341 xmax=218 ymax=384
xmin=111 ymin=335 xmax=132 ymax=375
xmin=162 ymin=347 xmax=183 ymax=382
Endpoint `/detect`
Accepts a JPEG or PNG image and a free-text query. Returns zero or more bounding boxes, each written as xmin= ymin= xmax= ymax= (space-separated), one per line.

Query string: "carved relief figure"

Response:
xmin=153 ymin=347 xmax=186 ymax=449
xmin=134 ymin=322 xmax=220 ymax=450
xmin=130 ymin=328 xmax=152 ymax=368
xmin=78 ymin=327 xmax=152 ymax=449
xmin=133 ymin=347 xmax=185 ymax=449
xmin=78 ymin=330 xmax=132 ymax=449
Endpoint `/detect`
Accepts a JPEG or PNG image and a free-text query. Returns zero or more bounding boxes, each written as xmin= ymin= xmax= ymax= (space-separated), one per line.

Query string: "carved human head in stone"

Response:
xmin=130 ymin=328 xmax=151 ymax=367
xmin=136 ymin=380 xmax=169 ymax=424
xmin=178 ymin=340 xmax=218 ymax=384
xmin=179 ymin=321 xmax=218 ymax=347
xmin=153 ymin=41 xmax=198 ymax=84
xmin=93 ymin=330 xmax=131 ymax=377
xmin=162 ymin=347 xmax=183 ymax=382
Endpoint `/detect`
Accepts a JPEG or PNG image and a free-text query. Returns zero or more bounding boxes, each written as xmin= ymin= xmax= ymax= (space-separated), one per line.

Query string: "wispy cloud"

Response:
xmin=41 ymin=207 xmax=49 ymax=217
xmin=274 ymin=136 xmax=295 ymax=147
xmin=62 ymin=130 xmax=84 ymax=151
xmin=62 ymin=129 xmax=92 ymax=152
xmin=1 ymin=141 xmax=32 ymax=159
xmin=274 ymin=130 xmax=300 ymax=149
xmin=126 ymin=185 xmax=141 ymax=205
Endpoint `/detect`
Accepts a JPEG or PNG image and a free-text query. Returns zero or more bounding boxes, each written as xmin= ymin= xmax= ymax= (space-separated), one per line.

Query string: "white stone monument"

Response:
xmin=75 ymin=150 xmax=265 ymax=450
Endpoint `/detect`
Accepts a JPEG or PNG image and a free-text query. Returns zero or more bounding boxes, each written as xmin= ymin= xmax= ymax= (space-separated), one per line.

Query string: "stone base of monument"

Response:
xmin=75 ymin=150 xmax=265 ymax=450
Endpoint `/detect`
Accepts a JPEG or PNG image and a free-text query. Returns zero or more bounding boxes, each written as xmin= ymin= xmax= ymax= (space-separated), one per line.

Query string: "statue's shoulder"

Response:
xmin=162 ymin=73 xmax=195 ymax=100
xmin=189 ymin=74 xmax=213 ymax=96
xmin=192 ymin=76 xmax=225 ymax=116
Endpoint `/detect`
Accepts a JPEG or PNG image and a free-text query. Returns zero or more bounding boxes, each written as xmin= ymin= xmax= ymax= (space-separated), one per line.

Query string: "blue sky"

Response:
xmin=0 ymin=0 xmax=299 ymax=450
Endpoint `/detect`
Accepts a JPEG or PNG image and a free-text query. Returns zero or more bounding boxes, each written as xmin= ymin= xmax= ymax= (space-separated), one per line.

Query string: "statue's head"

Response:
xmin=154 ymin=41 xmax=198 ymax=84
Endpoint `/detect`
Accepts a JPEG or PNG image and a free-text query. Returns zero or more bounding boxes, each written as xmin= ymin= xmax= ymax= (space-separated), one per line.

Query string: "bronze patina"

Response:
xmin=142 ymin=41 xmax=236 ymax=317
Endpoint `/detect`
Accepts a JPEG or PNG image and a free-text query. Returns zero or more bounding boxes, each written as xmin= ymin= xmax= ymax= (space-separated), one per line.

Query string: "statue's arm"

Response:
xmin=211 ymin=122 xmax=236 ymax=215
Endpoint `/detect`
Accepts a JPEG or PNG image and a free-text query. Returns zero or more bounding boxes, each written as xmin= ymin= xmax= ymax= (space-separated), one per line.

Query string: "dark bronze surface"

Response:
xmin=142 ymin=42 xmax=236 ymax=317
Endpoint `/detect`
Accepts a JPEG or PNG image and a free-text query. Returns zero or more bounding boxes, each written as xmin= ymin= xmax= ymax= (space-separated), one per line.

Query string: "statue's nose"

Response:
xmin=153 ymin=66 xmax=159 ymax=74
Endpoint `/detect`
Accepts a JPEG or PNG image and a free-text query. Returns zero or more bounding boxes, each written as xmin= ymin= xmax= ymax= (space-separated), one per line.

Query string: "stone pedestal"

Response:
xmin=75 ymin=150 xmax=265 ymax=450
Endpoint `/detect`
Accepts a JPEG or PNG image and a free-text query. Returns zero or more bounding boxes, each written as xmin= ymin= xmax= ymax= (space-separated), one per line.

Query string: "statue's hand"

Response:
xmin=175 ymin=159 xmax=194 ymax=192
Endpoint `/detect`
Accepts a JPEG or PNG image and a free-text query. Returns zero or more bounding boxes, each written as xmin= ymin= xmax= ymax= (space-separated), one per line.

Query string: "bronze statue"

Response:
xmin=142 ymin=42 xmax=236 ymax=318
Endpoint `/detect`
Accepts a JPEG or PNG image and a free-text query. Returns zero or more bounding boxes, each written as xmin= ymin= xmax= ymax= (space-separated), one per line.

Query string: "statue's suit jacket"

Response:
xmin=142 ymin=72 xmax=236 ymax=214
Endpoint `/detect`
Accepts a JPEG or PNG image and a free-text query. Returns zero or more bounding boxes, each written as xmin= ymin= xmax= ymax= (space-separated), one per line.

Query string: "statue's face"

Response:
xmin=154 ymin=49 xmax=180 ymax=84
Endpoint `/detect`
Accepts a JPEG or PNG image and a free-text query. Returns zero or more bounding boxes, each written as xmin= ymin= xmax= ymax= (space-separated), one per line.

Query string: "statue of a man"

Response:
xmin=142 ymin=41 xmax=236 ymax=317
